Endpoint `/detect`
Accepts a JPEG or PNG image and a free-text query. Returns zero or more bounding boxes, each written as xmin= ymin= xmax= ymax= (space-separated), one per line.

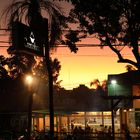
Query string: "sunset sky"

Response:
xmin=0 ymin=0 xmax=135 ymax=89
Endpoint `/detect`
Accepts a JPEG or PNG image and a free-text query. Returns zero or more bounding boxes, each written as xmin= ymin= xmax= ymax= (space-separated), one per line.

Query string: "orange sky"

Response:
xmin=0 ymin=0 xmax=135 ymax=89
xmin=51 ymin=46 xmax=134 ymax=89
xmin=1 ymin=46 xmax=134 ymax=89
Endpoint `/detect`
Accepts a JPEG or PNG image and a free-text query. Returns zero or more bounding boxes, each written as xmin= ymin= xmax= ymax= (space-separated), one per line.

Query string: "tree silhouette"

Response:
xmin=1 ymin=0 xmax=67 ymax=139
xmin=1 ymin=0 xmax=67 ymax=79
xmin=90 ymin=79 xmax=107 ymax=92
xmin=0 ymin=55 xmax=10 ymax=79
xmin=33 ymin=57 xmax=62 ymax=86
xmin=66 ymin=0 xmax=140 ymax=70
xmin=2 ymin=0 xmax=66 ymax=45
xmin=125 ymin=64 xmax=136 ymax=72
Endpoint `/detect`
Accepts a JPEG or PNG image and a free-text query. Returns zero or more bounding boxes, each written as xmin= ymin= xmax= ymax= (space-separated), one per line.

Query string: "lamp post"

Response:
xmin=111 ymin=79 xmax=117 ymax=140
xmin=26 ymin=75 xmax=33 ymax=140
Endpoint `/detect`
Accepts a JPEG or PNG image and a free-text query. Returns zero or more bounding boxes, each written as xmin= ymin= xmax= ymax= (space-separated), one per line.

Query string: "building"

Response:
xmin=108 ymin=70 xmax=140 ymax=133
xmin=0 ymin=77 xmax=109 ymax=134
xmin=0 ymin=71 xmax=140 ymax=138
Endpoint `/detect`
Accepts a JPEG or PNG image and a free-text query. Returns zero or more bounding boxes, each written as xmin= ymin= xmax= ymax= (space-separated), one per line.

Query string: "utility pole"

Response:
xmin=26 ymin=75 xmax=33 ymax=140
xmin=111 ymin=99 xmax=115 ymax=140
xmin=44 ymin=19 xmax=54 ymax=140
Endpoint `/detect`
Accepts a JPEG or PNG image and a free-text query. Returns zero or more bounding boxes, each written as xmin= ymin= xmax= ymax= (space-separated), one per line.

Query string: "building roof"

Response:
xmin=0 ymin=78 xmax=109 ymax=113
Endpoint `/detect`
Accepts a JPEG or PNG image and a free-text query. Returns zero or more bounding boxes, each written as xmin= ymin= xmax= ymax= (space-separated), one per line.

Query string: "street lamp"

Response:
xmin=111 ymin=79 xmax=117 ymax=85
xmin=111 ymin=79 xmax=117 ymax=96
xmin=25 ymin=75 xmax=33 ymax=140
xmin=26 ymin=75 xmax=33 ymax=85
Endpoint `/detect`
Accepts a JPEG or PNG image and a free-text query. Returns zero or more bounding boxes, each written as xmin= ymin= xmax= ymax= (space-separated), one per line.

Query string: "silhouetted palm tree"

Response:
xmin=90 ymin=79 xmax=107 ymax=91
xmin=1 ymin=0 xmax=67 ymax=139
xmin=3 ymin=0 xmax=66 ymax=46
xmin=0 ymin=55 xmax=10 ymax=79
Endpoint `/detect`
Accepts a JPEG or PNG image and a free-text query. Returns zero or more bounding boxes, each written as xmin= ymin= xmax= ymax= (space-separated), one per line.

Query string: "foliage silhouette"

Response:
xmin=1 ymin=1 xmax=67 ymax=138
xmin=66 ymin=0 xmax=140 ymax=70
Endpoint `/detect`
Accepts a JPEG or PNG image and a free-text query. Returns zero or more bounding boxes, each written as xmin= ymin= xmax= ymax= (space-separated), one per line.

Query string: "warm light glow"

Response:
xmin=111 ymin=80 xmax=117 ymax=85
xmin=123 ymin=109 xmax=127 ymax=112
xmin=26 ymin=75 xmax=33 ymax=85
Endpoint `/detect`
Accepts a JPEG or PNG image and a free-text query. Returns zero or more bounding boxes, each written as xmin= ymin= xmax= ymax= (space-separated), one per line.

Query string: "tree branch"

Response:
xmin=105 ymin=35 xmax=138 ymax=68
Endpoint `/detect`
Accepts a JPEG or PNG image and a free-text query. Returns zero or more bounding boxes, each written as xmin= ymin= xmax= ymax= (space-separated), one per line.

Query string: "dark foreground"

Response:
xmin=0 ymin=131 xmax=140 ymax=140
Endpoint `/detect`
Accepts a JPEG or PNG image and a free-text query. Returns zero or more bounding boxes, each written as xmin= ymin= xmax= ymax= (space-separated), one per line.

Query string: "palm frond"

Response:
xmin=1 ymin=0 xmax=67 ymax=48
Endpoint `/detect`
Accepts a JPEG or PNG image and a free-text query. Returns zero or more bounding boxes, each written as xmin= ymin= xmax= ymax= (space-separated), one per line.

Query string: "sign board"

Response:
xmin=11 ymin=19 xmax=48 ymax=56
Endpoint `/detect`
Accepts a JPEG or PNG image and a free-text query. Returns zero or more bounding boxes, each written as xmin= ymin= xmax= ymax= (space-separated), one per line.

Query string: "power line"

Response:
xmin=0 ymin=28 xmax=87 ymax=31
xmin=0 ymin=45 xmax=102 ymax=47
xmin=0 ymin=46 xmax=9 ymax=47
xmin=0 ymin=42 xmax=139 ymax=47
xmin=52 ymin=54 xmax=133 ymax=57
xmin=0 ymin=29 xmax=140 ymax=47
xmin=0 ymin=34 xmax=9 ymax=36
xmin=0 ymin=41 xmax=10 ymax=43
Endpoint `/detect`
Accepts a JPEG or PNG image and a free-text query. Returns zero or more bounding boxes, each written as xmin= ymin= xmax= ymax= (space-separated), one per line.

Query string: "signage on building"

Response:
xmin=11 ymin=19 xmax=48 ymax=56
